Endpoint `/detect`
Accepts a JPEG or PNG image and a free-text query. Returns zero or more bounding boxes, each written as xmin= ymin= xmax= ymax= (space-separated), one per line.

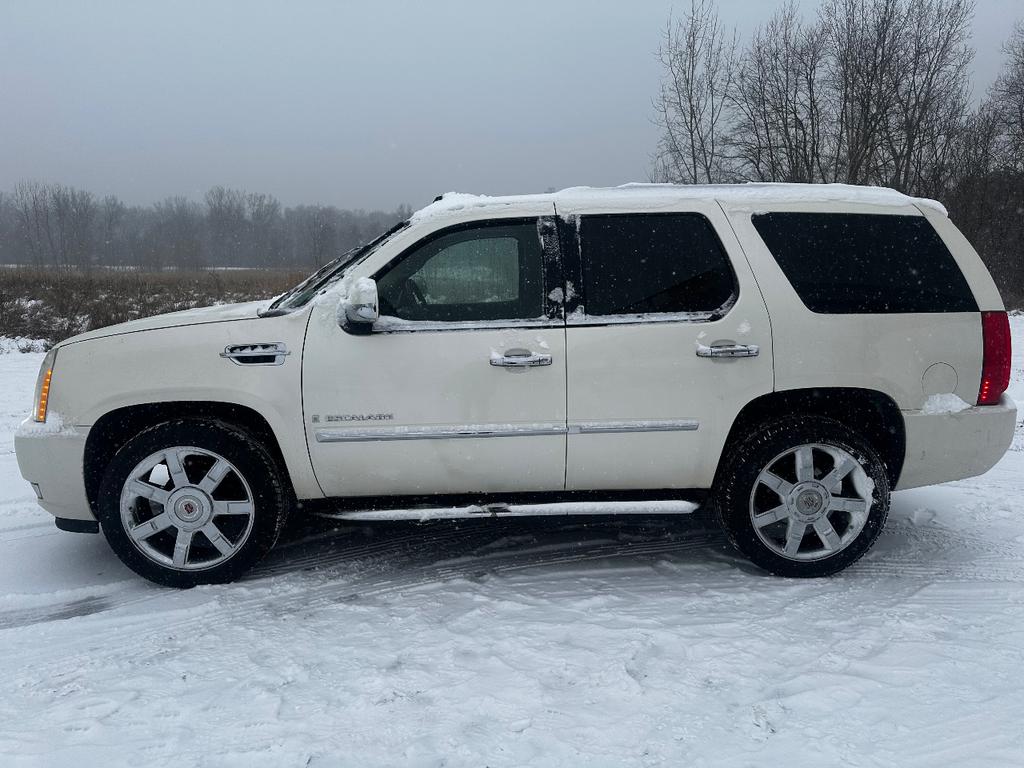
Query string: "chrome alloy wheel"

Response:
xmin=749 ymin=443 xmax=873 ymax=562
xmin=119 ymin=446 xmax=256 ymax=571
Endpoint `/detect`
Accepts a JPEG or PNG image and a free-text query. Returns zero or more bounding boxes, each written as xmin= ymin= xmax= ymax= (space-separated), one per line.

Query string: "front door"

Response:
xmin=558 ymin=201 xmax=774 ymax=491
xmin=302 ymin=214 xmax=567 ymax=498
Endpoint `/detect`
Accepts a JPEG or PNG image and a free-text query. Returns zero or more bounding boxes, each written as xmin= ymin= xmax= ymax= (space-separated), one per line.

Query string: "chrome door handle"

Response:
xmin=490 ymin=349 xmax=553 ymax=368
xmin=695 ymin=343 xmax=760 ymax=358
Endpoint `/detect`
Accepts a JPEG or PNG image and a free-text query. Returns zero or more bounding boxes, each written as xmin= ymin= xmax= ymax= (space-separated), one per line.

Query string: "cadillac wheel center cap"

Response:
xmin=175 ymin=496 xmax=204 ymax=522
xmin=797 ymin=491 xmax=822 ymax=513
xmin=792 ymin=486 xmax=827 ymax=520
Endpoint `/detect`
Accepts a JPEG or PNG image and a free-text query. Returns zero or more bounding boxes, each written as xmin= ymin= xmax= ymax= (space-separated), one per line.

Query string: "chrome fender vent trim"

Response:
xmin=220 ymin=342 xmax=290 ymax=366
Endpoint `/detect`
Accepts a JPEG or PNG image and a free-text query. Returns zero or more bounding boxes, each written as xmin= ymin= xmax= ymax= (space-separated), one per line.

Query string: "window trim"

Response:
xmin=370 ymin=217 xmax=562 ymax=333
xmin=562 ymin=211 xmax=739 ymax=327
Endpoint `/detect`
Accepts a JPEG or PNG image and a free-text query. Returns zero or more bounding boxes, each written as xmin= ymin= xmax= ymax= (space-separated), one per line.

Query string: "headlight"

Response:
xmin=33 ymin=348 xmax=57 ymax=423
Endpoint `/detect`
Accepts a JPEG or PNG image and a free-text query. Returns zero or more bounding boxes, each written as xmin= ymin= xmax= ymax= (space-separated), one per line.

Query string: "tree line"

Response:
xmin=0 ymin=183 xmax=411 ymax=271
xmin=653 ymin=0 xmax=1024 ymax=303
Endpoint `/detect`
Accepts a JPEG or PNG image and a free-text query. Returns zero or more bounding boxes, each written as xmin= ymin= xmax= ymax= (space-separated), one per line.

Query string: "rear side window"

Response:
xmin=752 ymin=213 xmax=977 ymax=313
xmin=578 ymin=213 xmax=736 ymax=316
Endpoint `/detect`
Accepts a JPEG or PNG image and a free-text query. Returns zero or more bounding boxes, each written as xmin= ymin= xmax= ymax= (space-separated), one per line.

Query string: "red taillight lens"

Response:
xmin=978 ymin=311 xmax=1011 ymax=405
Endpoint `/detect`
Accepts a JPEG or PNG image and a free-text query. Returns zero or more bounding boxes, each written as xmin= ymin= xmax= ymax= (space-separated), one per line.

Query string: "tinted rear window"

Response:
xmin=752 ymin=213 xmax=977 ymax=313
xmin=579 ymin=213 xmax=736 ymax=316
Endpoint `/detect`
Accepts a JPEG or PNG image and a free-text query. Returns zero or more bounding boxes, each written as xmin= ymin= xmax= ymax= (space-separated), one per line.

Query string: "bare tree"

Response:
xmin=991 ymin=22 xmax=1024 ymax=170
xmin=653 ymin=0 xmax=977 ymax=194
xmin=147 ymin=197 xmax=204 ymax=271
xmin=881 ymin=0 xmax=973 ymax=193
xmin=820 ymin=0 xmax=907 ymax=184
xmin=732 ymin=2 xmax=830 ymax=182
xmin=99 ymin=195 xmax=126 ymax=265
xmin=204 ymin=186 xmax=247 ymax=266
xmin=246 ymin=192 xmax=283 ymax=267
xmin=943 ymin=23 xmax=1024 ymax=306
xmin=12 ymin=181 xmax=57 ymax=268
xmin=652 ymin=0 xmax=738 ymax=183
xmin=1 ymin=182 xmax=434 ymax=271
xmin=49 ymin=185 xmax=97 ymax=269
xmin=292 ymin=205 xmax=338 ymax=268
xmin=0 ymin=192 xmax=12 ymax=264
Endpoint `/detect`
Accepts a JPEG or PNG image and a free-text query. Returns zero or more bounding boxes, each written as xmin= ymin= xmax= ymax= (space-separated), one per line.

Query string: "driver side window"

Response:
xmin=376 ymin=220 xmax=544 ymax=323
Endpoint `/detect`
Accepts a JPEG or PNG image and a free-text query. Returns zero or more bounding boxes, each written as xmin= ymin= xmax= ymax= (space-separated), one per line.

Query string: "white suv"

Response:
xmin=15 ymin=184 xmax=1016 ymax=586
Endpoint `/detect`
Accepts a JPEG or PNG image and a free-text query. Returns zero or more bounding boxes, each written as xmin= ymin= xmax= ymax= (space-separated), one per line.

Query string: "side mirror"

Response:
xmin=338 ymin=277 xmax=379 ymax=333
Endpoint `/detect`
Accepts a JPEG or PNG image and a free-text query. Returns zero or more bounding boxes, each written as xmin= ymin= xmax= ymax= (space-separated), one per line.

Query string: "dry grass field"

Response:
xmin=0 ymin=267 xmax=308 ymax=348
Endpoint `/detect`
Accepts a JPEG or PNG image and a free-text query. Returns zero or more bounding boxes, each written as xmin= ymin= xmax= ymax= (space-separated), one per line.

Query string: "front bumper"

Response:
xmin=896 ymin=394 xmax=1017 ymax=490
xmin=14 ymin=423 xmax=94 ymax=521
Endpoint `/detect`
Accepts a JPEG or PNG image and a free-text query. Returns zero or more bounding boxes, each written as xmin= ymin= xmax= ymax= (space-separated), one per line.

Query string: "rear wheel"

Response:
xmin=713 ymin=416 xmax=890 ymax=577
xmin=97 ymin=420 xmax=290 ymax=587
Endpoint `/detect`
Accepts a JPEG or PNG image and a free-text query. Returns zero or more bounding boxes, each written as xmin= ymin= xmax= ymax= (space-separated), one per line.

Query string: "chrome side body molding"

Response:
xmin=315 ymin=423 xmax=565 ymax=443
xmin=571 ymin=419 xmax=699 ymax=434
xmin=314 ymin=419 xmax=699 ymax=443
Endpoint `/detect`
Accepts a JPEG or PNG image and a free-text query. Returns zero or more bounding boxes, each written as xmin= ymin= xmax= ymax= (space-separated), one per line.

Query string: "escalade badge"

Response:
xmin=312 ymin=413 xmax=394 ymax=424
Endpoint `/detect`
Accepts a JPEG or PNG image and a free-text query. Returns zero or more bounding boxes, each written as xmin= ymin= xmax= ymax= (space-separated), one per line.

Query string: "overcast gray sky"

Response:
xmin=1 ymin=0 xmax=1019 ymax=211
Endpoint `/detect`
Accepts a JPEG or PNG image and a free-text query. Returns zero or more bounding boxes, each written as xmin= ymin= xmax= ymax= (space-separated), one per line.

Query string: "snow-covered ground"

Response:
xmin=1 ymin=324 xmax=1023 ymax=768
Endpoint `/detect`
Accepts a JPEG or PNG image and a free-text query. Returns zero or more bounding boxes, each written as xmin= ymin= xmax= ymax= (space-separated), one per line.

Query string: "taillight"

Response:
xmin=978 ymin=311 xmax=1011 ymax=405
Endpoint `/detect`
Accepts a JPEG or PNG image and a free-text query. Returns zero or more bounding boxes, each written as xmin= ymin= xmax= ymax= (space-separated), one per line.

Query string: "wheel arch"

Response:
xmin=718 ymin=387 xmax=906 ymax=488
xmin=83 ymin=401 xmax=296 ymax=515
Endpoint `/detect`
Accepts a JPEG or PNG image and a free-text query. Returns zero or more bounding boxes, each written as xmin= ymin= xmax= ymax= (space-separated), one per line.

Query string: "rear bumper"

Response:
xmin=896 ymin=394 xmax=1017 ymax=490
xmin=14 ymin=422 xmax=94 ymax=522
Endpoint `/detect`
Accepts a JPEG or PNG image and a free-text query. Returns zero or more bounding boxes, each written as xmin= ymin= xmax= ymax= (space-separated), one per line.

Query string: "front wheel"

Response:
xmin=97 ymin=420 xmax=290 ymax=587
xmin=713 ymin=416 xmax=890 ymax=577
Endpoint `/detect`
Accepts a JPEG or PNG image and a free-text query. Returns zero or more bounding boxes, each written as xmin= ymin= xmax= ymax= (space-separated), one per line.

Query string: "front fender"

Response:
xmin=48 ymin=311 xmax=322 ymax=500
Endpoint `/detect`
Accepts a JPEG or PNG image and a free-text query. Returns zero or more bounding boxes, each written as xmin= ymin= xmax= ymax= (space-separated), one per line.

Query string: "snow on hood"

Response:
xmin=57 ymin=300 xmax=270 ymax=347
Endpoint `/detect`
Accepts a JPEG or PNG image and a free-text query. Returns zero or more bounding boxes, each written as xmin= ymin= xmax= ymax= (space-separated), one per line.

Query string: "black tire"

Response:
xmin=712 ymin=415 xmax=890 ymax=577
xmin=97 ymin=419 xmax=291 ymax=588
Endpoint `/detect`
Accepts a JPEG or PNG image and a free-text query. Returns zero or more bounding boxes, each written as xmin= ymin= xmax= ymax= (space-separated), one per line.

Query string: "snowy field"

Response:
xmin=1 ymin=323 xmax=1023 ymax=768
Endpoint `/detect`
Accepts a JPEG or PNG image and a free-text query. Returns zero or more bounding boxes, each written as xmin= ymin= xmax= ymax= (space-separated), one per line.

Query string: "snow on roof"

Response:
xmin=410 ymin=182 xmax=947 ymax=222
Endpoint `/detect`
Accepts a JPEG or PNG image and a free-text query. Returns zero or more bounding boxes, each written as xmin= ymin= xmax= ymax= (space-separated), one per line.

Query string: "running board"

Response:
xmin=316 ymin=499 xmax=700 ymax=523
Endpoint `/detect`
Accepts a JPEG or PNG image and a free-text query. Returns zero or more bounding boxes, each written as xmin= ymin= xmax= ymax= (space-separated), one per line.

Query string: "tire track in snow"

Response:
xmin=851 ymin=515 xmax=1024 ymax=582
xmin=5 ymin=509 xmax=1024 ymax=673
xmin=0 ymin=517 xmax=728 ymax=667
xmin=0 ymin=517 xmax=507 ymax=634
xmin=0 ymin=595 xmax=113 ymax=630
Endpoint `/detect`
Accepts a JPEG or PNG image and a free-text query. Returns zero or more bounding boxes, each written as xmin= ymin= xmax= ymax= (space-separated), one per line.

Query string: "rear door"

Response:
xmin=558 ymin=200 xmax=774 ymax=490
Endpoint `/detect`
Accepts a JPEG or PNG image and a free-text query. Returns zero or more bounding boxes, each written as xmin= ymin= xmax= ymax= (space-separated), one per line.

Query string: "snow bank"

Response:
xmin=0 ymin=337 xmax=48 ymax=354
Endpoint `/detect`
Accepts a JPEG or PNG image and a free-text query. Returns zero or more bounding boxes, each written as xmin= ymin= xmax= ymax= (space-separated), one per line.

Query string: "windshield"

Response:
xmin=266 ymin=220 xmax=409 ymax=312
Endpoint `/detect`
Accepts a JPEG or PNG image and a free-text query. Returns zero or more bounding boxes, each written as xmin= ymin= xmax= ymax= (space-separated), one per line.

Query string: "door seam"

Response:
xmin=715 ymin=199 xmax=776 ymax=392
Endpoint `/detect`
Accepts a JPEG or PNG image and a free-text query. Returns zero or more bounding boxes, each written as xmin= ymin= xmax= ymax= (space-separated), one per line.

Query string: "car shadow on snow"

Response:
xmin=252 ymin=498 xmax=1017 ymax=588
xmin=253 ymin=512 xmax=759 ymax=586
